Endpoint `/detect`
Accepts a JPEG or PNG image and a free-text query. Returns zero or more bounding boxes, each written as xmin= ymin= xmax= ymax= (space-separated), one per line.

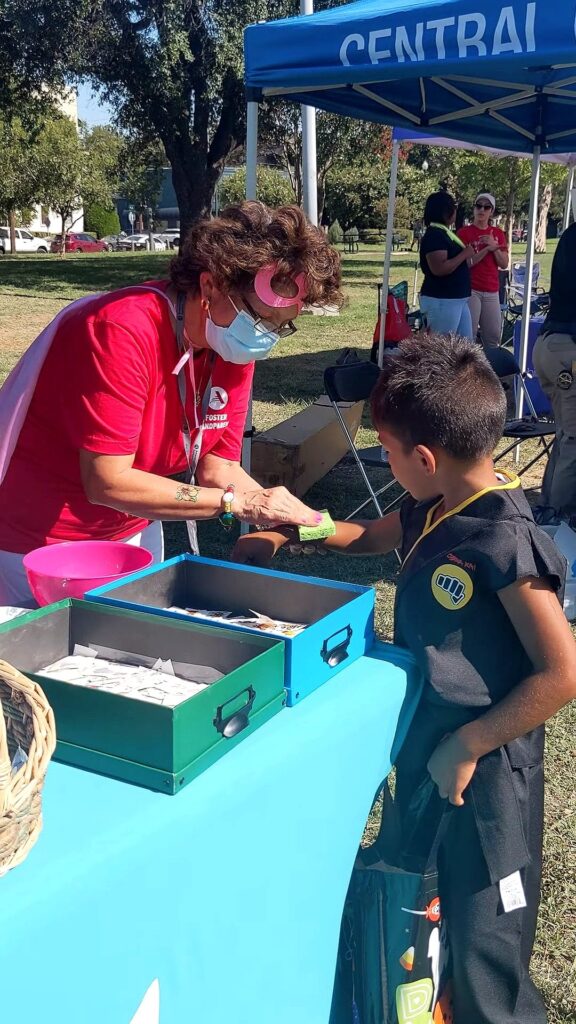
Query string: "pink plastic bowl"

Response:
xmin=23 ymin=540 xmax=154 ymax=606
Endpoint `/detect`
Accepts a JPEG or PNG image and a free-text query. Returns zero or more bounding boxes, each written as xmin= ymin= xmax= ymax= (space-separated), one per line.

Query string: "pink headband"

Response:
xmin=253 ymin=263 xmax=308 ymax=314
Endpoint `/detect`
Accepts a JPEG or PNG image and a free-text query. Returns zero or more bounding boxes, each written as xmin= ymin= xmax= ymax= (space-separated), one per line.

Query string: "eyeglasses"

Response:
xmin=237 ymin=294 xmax=297 ymax=339
xmin=475 ymin=203 xmax=493 ymax=211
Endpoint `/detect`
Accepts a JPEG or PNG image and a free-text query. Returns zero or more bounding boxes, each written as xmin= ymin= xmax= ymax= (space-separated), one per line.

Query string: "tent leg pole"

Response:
xmin=241 ymin=101 xmax=259 ymax=533
xmin=515 ymin=145 xmax=541 ymax=423
xmin=300 ymin=0 xmax=318 ymax=225
xmin=246 ymin=102 xmax=259 ymax=201
xmin=301 ymin=103 xmax=318 ymax=225
xmin=562 ymin=166 xmax=575 ymax=232
xmin=378 ymin=139 xmax=401 ymax=368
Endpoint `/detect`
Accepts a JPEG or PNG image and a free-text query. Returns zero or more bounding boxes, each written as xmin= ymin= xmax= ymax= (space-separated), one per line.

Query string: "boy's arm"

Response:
xmin=427 ymin=576 xmax=576 ymax=806
xmin=232 ymin=511 xmax=403 ymax=566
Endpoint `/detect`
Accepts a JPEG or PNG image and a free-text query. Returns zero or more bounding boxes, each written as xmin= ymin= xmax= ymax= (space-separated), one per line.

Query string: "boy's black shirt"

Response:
xmin=395 ymin=477 xmax=566 ymax=710
xmin=394 ymin=476 xmax=567 ymax=883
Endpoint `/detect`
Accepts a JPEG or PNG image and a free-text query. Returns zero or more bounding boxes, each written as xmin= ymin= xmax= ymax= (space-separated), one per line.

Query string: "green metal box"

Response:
xmin=0 ymin=599 xmax=285 ymax=793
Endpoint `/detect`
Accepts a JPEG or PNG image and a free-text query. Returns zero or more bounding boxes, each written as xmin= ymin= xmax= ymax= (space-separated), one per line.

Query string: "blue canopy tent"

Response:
xmin=243 ymin=0 xmax=576 ymax=437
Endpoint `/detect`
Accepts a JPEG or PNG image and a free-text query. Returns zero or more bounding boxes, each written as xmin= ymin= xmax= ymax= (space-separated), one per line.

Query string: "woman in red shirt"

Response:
xmin=0 ymin=201 xmax=342 ymax=606
xmin=458 ymin=193 xmax=509 ymax=348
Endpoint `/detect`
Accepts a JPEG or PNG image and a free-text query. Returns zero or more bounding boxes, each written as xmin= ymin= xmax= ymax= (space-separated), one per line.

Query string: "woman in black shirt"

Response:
xmin=419 ymin=191 xmax=475 ymax=339
xmin=533 ymin=222 xmax=576 ymax=518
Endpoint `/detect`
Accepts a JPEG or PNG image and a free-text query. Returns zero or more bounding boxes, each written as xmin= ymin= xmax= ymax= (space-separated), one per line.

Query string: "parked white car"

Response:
xmin=157 ymin=228 xmax=180 ymax=249
xmin=117 ymin=233 xmax=168 ymax=252
xmin=0 ymin=227 xmax=51 ymax=254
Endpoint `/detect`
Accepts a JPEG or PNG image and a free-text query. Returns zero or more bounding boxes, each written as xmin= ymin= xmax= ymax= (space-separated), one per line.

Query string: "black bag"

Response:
xmin=330 ymin=779 xmax=454 ymax=1024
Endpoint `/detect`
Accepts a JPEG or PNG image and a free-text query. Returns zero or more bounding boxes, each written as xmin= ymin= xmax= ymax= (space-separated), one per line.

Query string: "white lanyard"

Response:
xmin=129 ymin=284 xmax=213 ymax=481
xmin=173 ymin=291 xmax=214 ymax=483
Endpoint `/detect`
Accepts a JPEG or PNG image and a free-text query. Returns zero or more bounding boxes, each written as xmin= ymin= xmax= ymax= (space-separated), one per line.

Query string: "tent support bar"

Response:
xmin=353 ymin=84 xmax=420 ymax=123
xmin=516 ymin=145 xmax=541 ymax=421
xmin=378 ymin=139 xmax=400 ymax=368
xmin=489 ymin=110 xmax=535 ymax=141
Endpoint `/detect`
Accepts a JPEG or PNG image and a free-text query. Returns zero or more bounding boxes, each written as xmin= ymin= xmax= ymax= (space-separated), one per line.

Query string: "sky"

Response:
xmin=76 ymin=83 xmax=114 ymax=126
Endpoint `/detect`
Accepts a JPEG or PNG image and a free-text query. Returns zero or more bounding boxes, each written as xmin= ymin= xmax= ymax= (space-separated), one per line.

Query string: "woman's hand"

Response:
xmin=480 ymin=234 xmax=500 ymax=251
xmin=232 ymin=530 xmax=290 ymax=567
xmin=462 ymin=244 xmax=476 ymax=261
xmin=235 ymin=486 xmax=322 ymax=529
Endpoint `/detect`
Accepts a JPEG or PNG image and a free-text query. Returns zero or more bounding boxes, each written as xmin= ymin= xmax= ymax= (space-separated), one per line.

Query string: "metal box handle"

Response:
xmin=213 ymin=685 xmax=256 ymax=739
xmin=321 ymin=625 xmax=352 ymax=668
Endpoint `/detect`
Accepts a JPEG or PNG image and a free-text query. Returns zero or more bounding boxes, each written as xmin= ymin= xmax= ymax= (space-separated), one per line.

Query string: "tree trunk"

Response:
xmin=535 ymin=183 xmax=552 ymax=253
xmin=317 ymin=170 xmax=328 ymax=225
xmin=58 ymin=209 xmax=68 ymax=256
xmin=163 ymin=136 xmax=220 ymax=239
xmin=8 ymin=209 xmax=17 ymax=257
xmin=505 ymin=189 xmax=515 ymax=253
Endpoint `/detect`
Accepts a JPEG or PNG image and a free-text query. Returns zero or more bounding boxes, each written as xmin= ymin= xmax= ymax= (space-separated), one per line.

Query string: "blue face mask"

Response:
xmin=205 ymin=298 xmax=280 ymax=364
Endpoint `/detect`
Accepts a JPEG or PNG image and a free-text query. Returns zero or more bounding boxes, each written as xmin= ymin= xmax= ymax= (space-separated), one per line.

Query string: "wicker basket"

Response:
xmin=0 ymin=660 xmax=56 ymax=876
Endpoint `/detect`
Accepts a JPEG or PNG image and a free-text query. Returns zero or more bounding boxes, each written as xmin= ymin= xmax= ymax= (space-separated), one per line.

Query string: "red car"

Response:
xmin=50 ymin=232 xmax=108 ymax=254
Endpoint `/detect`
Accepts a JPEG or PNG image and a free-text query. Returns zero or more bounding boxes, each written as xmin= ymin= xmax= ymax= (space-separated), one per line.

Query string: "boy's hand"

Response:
xmin=427 ymin=732 xmax=478 ymax=806
xmin=231 ymin=530 xmax=290 ymax=567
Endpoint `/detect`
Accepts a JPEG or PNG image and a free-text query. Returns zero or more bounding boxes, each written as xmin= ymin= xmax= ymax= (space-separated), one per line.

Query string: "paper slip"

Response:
xmin=40 ymin=654 xmax=210 ymax=708
xmin=166 ymin=607 xmax=306 ymax=638
xmin=499 ymin=871 xmax=527 ymax=913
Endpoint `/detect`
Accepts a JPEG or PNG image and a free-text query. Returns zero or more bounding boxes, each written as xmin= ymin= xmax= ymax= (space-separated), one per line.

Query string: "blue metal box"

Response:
xmin=87 ymin=554 xmax=375 ymax=705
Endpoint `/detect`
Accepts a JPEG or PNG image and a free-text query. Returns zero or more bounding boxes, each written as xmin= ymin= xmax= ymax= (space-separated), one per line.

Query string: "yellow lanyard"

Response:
xmin=402 ymin=472 xmax=521 ymax=568
xmin=429 ymin=223 xmax=465 ymax=248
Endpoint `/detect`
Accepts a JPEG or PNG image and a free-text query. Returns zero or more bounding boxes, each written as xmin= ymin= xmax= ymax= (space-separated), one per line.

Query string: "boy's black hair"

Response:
xmin=423 ymin=191 xmax=457 ymax=226
xmin=371 ymin=334 xmax=506 ymax=460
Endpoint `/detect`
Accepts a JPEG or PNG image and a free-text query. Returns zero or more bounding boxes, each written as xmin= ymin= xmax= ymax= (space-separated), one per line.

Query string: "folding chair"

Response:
xmin=323 ymin=361 xmax=406 ymax=520
xmin=501 ymin=262 xmax=549 ymax=347
xmin=484 ymin=347 xmax=556 ymax=478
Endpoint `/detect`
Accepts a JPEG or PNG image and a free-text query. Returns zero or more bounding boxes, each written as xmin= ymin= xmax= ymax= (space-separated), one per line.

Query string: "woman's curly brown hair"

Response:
xmin=170 ymin=201 xmax=343 ymax=308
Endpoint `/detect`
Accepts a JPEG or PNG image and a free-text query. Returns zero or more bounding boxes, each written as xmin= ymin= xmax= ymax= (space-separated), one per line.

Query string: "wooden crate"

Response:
xmin=250 ymin=395 xmax=364 ymax=497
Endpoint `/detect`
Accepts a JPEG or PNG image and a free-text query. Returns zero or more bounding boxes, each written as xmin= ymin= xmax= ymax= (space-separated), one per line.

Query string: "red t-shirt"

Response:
xmin=457 ymin=225 xmax=508 ymax=292
xmin=0 ymin=283 xmax=254 ymax=552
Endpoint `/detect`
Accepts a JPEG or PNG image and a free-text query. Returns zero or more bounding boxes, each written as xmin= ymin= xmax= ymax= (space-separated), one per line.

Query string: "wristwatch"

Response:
xmin=219 ymin=484 xmax=236 ymax=530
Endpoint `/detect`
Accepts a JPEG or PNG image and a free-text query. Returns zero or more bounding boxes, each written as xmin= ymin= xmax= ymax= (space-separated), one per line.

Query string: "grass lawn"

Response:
xmin=1 ymin=243 xmax=574 ymax=1021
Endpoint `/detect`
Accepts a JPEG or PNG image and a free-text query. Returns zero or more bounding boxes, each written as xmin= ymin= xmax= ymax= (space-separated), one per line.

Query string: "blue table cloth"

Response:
xmin=0 ymin=644 xmax=419 ymax=1024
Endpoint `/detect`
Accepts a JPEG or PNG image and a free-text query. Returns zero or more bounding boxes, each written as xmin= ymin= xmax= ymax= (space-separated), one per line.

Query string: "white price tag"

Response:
xmin=499 ymin=870 xmax=527 ymax=913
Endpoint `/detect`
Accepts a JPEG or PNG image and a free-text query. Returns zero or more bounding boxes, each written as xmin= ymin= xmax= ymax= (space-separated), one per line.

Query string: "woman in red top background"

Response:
xmin=0 ymin=201 xmax=342 ymax=606
xmin=458 ymin=192 xmax=509 ymax=348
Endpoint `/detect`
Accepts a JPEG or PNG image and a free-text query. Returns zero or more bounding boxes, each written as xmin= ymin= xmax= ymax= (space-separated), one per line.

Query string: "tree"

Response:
xmin=60 ymin=0 xmax=299 ymax=235
xmin=118 ymin=136 xmax=165 ymax=231
xmin=0 ymin=0 xmax=79 ymax=117
xmin=535 ymin=182 xmax=552 ymax=253
xmin=0 ymin=115 xmax=44 ymax=253
xmin=37 ymin=118 xmax=122 ymax=251
xmin=324 ymin=158 xmax=390 ymax=231
xmin=84 ymin=203 xmax=121 ymax=238
xmin=374 ymin=194 xmax=412 ymax=230
xmin=218 ymin=166 xmax=294 ymax=210
xmin=260 ymin=102 xmax=387 ymax=222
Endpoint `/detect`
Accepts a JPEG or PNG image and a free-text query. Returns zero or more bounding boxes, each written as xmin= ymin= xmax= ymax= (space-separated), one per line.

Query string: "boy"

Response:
xmin=233 ymin=335 xmax=576 ymax=1024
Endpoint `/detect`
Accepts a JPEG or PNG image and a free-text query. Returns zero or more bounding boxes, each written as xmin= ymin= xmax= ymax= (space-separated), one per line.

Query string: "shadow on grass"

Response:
xmin=0 ymin=253 xmax=172 ymax=296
